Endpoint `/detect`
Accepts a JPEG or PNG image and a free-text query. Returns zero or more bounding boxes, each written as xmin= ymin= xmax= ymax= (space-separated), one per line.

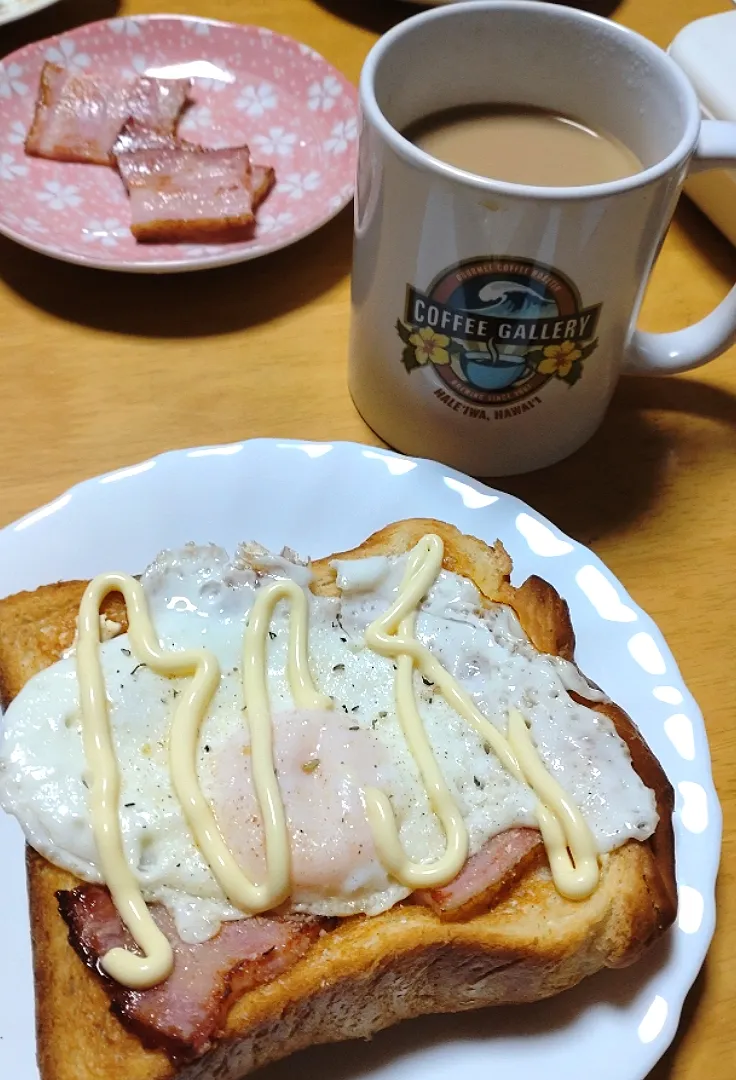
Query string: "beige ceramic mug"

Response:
xmin=348 ymin=1 xmax=736 ymax=476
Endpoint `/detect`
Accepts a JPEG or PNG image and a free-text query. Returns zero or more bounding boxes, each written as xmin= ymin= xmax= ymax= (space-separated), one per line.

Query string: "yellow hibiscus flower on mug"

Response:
xmin=537 ymin=340 xmax=583 ymax=377
xmin=409 ymin=327 xmax=451 ymax=366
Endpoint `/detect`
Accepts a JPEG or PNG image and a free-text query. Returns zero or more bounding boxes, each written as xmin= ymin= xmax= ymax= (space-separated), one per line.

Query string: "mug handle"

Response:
xmin=625 ymin=120 xmax=736 ymax=375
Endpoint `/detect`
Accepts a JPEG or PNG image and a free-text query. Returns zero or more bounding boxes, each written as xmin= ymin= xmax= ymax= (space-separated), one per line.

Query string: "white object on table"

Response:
xmin=0 ymin=0 xmax=61 ymax=29
xmin=670 ymin=10 xmax=736 ymax=248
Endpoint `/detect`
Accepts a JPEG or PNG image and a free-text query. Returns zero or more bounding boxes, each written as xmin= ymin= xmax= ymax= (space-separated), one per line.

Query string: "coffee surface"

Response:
xmin=404 ymin=104 xmax=641 ymax=187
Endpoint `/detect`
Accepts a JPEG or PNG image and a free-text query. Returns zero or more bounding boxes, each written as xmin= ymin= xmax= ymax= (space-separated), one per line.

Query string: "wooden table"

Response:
xmin=0 ymin=0 xmax=733 ymax=1076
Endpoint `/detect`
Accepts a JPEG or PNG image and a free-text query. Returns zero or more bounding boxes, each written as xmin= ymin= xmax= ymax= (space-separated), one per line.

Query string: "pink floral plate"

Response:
xmin=0 ymin=15 xmax=358 ymax=272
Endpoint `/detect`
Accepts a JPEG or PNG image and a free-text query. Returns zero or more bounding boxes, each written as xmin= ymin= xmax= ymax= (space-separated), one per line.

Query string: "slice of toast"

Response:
xmin=0 ymin=519 xmax=677 ymax=1080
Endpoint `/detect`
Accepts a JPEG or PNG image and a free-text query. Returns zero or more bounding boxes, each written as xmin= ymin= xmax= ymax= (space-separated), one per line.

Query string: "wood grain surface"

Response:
xmin=0 ymin=1 xmax=733 ymax=1078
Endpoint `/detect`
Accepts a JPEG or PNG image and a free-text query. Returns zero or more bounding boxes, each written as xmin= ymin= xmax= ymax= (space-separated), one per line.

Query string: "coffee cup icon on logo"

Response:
xmin=459 ymin=281 xmax=560 ymax=393
xmin=459 ymin=348 xmax=518 ymax=391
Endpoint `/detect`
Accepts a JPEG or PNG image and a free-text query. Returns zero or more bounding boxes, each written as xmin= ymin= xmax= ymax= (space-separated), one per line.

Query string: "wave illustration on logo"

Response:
xmin=396 ymin=257 xmax=601 ymax=407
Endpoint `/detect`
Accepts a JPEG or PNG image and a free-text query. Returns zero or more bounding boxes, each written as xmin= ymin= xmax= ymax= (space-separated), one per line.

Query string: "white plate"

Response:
xmin=0 ymin=439 xmax=719 ymax=1080
xmin=0 ymin=0 xmax=59 ymax=29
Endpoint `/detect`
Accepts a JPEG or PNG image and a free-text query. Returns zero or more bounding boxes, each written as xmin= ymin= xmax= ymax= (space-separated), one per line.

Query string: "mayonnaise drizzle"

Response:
xmin=75 ymin=537 xmax=600 ymax=990
xmin=363 ymin=540 xmax=469 ymax=886
xmin=77 ymin=574 xmax=178 ymax=990
xmin=507 ymin=709 xmax=599 ymax=899
xmin=362 ymin=535 xmax=600 ymax=901
xmin=238 ymin=579 xmax=333 ymax=912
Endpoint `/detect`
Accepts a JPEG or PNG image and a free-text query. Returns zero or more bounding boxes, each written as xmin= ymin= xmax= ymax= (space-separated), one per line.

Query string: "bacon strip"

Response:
xmin=116 ymin=145 xmax=260 ymax=243
xmin=252 ymin=163 xmax=276 ymax=210
xmin=414 ymin=828 xmax=545 ymax=920
xmin=129 ymin=78 xmax=191 ymax=137
xmin=112 ymin=122 xmax=181 ymax=156
xmin=26 ymin=64 xmax=190 ymax=166
xmin=57 ymin=885 xmax=325 ymax=1060
xmin=111 ymin=81 xmax=192 ymax=157
xmin=26 ymin=64 xmax=133 ymax=165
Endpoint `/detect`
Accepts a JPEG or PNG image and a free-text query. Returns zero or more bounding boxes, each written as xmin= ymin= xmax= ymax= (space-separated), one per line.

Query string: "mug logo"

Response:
xmin=396 ymin=256 xmax=601 ymax=409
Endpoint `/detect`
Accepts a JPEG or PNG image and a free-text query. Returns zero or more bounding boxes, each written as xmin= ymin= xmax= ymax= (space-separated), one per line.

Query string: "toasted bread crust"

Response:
xmin=0 ymin=519 xmax=677 ymax=1080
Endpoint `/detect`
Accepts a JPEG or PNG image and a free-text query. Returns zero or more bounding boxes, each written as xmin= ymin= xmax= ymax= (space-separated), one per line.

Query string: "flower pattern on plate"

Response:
xmin=0 ymin=151 xmax=27 ymax=181
xmin=18 ymin=215 xmax=47 ymax=233
xmin=251 ymin=126 xmax=297 ymax=157
xmin=323 ymin=117 xmax=358 ymax=154
xmin=257 ymin=210 xmax=296 ymax=234
xmin=36 ymin=180 xmax=82 ymax=210
xmin=307 ymin=74 xmax=343 ymax=111
xmin=278 ymin=171 xmax=322 ymax=200
xmin=109 ymin=17 xmax=143 ymax=38
xmin=121 ymin=54 xmax=150 ymax=79
xmin=44 ymin=38 xmax=91 ymax=73
xmin=81 ymin=218 xmax=129 ymax=246
xmin=6 ymin=119 xmax=26 ymax=144
xmin=0 ymin=15 xmax=357 ymax=272
xmin=0 ymin=62 xmax=28 ymax=98
xmin=235 ymin=82 xmax=278 ymax=117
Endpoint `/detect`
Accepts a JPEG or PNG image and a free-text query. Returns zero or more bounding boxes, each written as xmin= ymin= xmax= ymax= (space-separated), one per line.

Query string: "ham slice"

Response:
xmin=117 ymin=145 xmax=260 ymax=243
xmin=414 ymin=828 xmax=545 ymax=920
xmin=57 ymin=884 xmax=325 ymax=1060
xmin=25 ymin=63 xmax=190 ymax=166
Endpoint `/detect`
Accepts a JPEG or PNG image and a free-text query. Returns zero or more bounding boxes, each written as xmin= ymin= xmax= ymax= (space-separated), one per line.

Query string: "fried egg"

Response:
xmin=0 ymin=542 xmax=657 ymax=943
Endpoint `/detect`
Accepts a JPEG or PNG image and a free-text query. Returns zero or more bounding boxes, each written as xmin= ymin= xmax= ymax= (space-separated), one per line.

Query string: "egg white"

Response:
xmin=0 ymin=543 xmax=658 ymax=943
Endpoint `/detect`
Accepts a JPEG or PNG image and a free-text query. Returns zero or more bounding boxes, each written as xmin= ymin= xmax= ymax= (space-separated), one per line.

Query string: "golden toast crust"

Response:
xmin=0 ymin=519 xmax=677 ymax=1080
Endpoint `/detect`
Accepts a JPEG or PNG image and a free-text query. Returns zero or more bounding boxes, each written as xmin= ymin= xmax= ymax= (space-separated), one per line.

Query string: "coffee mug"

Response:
xmin=348 ymin=0 xmax=736 ymax=476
